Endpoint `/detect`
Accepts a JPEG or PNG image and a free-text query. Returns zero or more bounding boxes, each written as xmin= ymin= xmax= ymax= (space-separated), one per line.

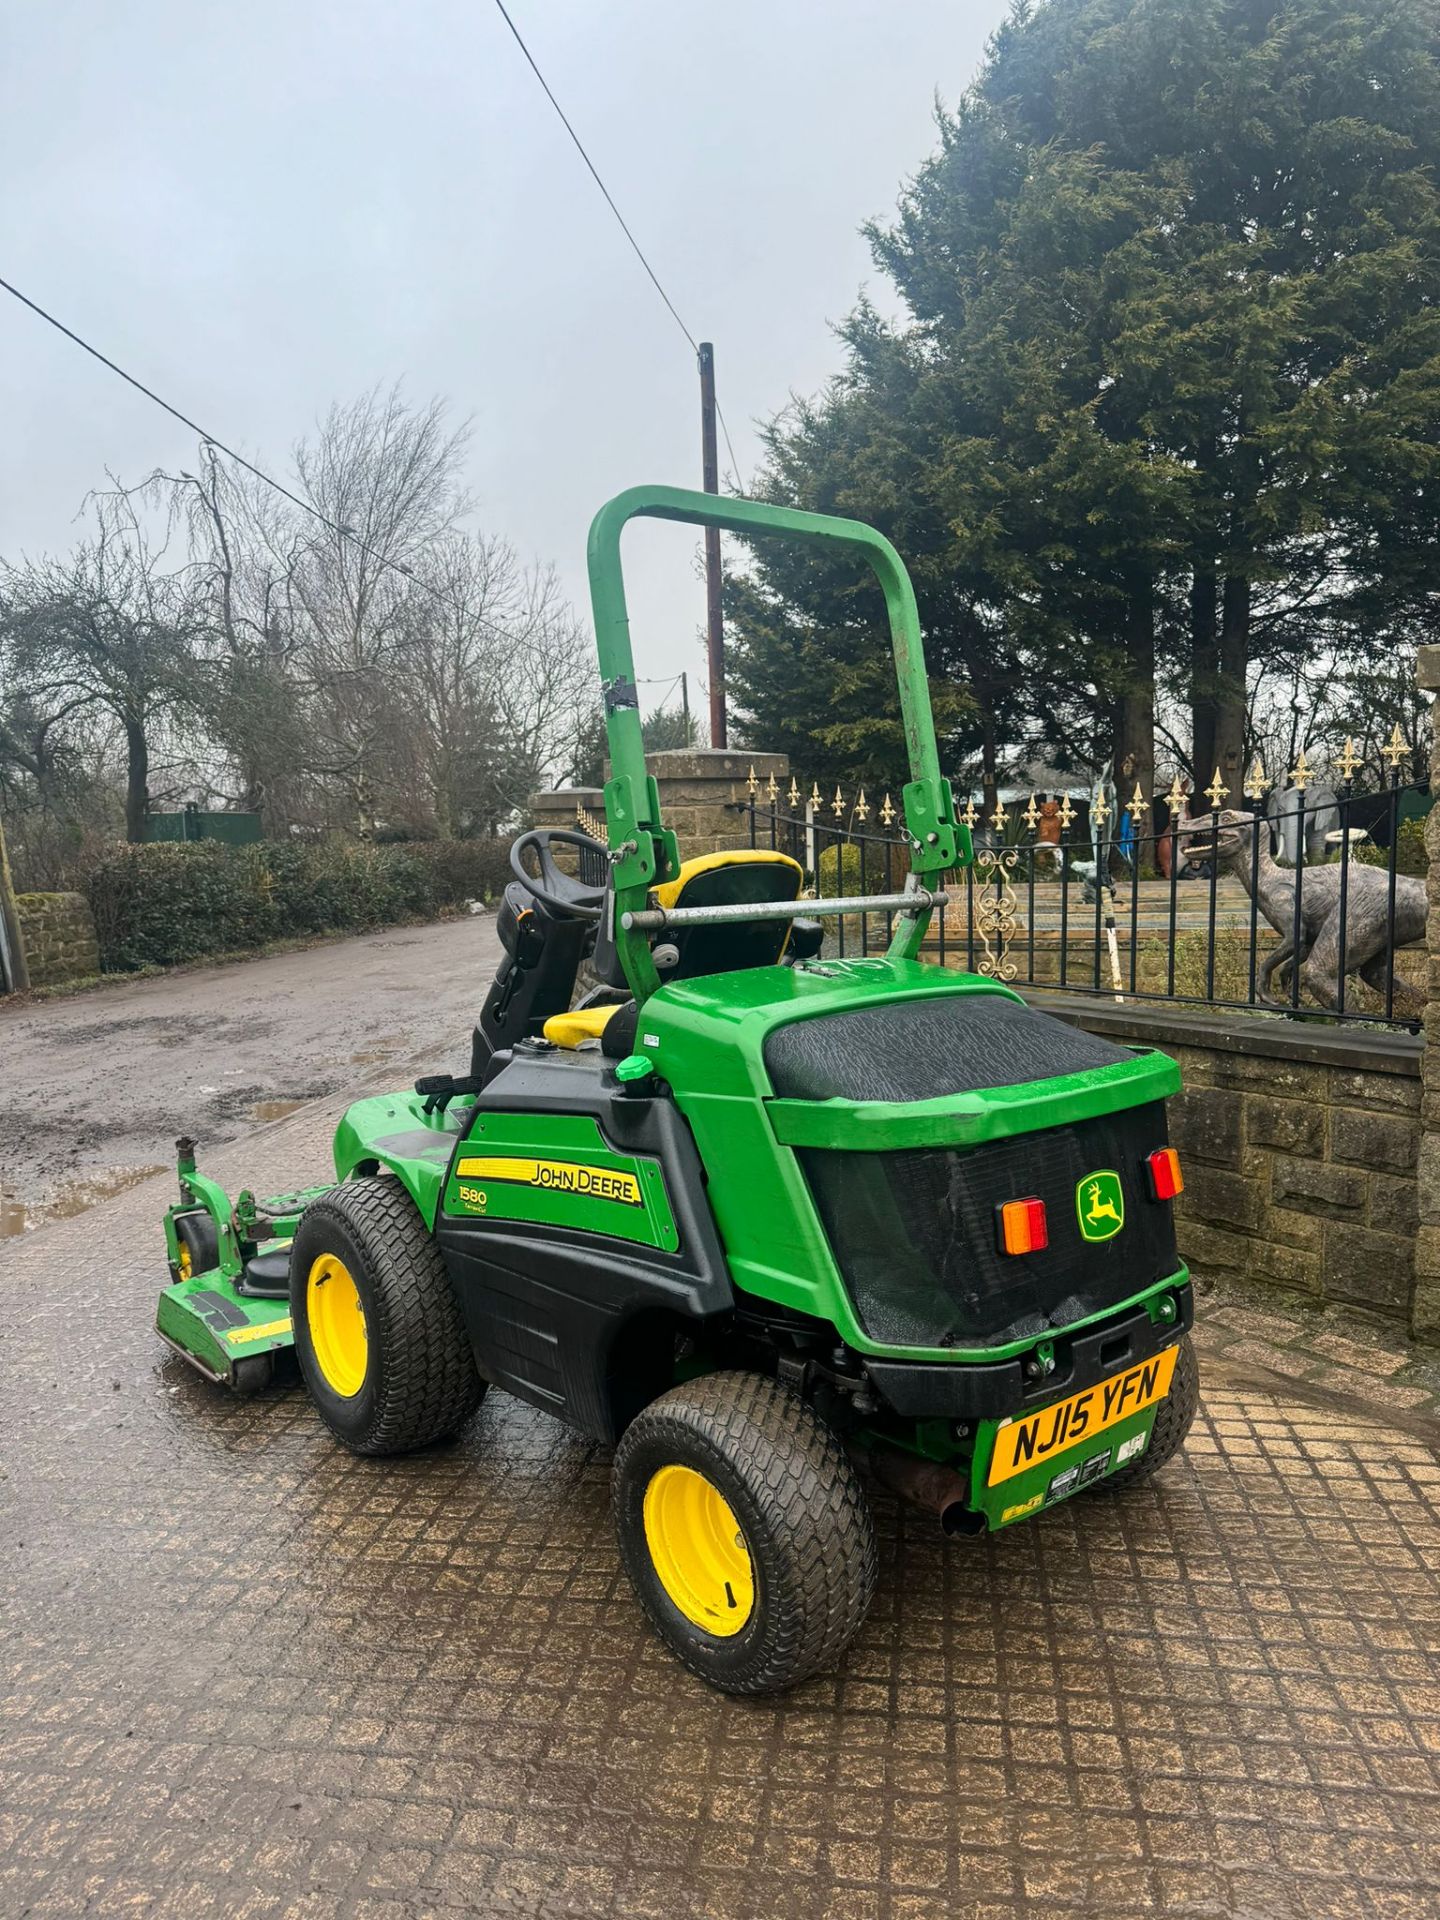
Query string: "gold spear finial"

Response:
xmin=788 ymin=777 xmax=800 ymax=809
xmin=1092 ymin=791 xmax=1110 ymax=829
xmin=1165 ymin=775 xmax=1186 ymax=813
xmin=990 ymin=798 xmax=1008 ymax=833
xmin=880 ymin=793 xmax=895 ymax=826
xmin=746 ymin=763 xmax=758 ymax=797
xmin=766 ymin=771 xmax=778 ymax=803
xmin=810 ymin=782 xmax=821 ymax=810
xmin=832 ymin=785 xmax=844 ymax=819
xmin=1023 ymin=793 xmax=1041 ymax=831
xmin=1288 ymin=748 xmax=1311 ymax=792
xmin=1383 ymin=721 xmax=1410 ymax=770
xmin=1205 ymin=765 xmax=1230 ymax=809
xmin=1335 ymin=738 xmax=1362 ymax=784
xmin=855 ymin=787 xmax=869 ymax=822
xmin=1059 ymin=794 xmax=1076 ymax=829
xmin=962 ymin=796 xmax=979 ymax=829
xmin=1127 ymin=781 xmax=1148 ymax=822
xmin=1243 ymin=757 xmax=1271 ymax=801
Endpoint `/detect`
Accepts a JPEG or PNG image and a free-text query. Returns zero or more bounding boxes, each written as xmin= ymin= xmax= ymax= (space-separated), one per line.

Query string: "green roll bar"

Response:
xmin=585 ymin=484 xmax=969 ymax=1001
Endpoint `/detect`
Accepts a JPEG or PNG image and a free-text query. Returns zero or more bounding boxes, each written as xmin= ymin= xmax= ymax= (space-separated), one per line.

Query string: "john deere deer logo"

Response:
xmin=1076 ymin=1169 xmax=1125 ymax=1242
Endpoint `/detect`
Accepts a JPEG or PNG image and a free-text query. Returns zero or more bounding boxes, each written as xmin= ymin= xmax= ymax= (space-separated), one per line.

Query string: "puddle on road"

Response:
xmin=1 ymin=1164 xmax=168 ymax=1238
xmin=249 ymin=1099 xmax=308 ymax=1123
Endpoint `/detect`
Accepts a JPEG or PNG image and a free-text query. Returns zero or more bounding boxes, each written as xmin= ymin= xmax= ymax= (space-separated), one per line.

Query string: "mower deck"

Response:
xmin=157 ymin=1147 xmax=331 ymax=1391
xmin=156 ymin=1239 xmax=298 ymax=1388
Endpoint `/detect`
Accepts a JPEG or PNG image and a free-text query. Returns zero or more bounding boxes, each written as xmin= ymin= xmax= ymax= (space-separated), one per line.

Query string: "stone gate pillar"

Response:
xmin=645 ymin=748 xmax=789 ymax=856
xmin=1413 ymin=646 xmax=1440 ymax=1333
xmin=529 ymin=751 xmax=790 ymax=863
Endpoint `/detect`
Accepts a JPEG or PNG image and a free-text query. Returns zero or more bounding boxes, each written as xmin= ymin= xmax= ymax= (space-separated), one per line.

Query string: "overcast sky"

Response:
xmin=2 ymin=0 xmax=1007 ymax=713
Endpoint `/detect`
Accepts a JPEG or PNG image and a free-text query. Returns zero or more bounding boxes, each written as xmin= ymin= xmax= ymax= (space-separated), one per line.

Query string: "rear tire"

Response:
xmin=1100 ymin=1335 xmax=1199 ymax=1491
xmin=612 ymin=1371 xmax=876 ymax=1695
xmin=290 ymin=1177 xmax=483 ymax=1455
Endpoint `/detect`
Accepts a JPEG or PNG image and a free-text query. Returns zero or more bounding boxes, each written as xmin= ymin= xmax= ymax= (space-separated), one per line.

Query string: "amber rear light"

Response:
xmin=996 ymin=1196 xmax=1048 ymax=1256
xmin=1146 ymin=1147 xmax=1183 ymax=1201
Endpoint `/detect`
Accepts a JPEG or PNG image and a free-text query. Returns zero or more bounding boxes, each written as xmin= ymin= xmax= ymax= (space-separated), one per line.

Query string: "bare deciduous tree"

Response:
xmin=0 ymin=484 xmax=208 ymax=841
xmin=1 ymin=383 xmax=593 ymax=879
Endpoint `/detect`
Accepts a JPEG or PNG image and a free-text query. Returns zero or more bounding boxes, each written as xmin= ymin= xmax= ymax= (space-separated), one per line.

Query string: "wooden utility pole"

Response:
xmin=698 ymin=342 xmax=726 ymax=747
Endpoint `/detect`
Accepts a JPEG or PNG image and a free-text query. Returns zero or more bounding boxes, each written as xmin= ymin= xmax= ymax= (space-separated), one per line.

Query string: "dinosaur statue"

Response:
xmin=1174 ymin=809 xmax=1424 ymax=1010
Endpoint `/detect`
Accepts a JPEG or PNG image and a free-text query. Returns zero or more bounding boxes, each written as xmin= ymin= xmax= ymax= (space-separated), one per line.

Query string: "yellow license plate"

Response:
xmin=987 ymin=1346 xmax=1178 ymax=1487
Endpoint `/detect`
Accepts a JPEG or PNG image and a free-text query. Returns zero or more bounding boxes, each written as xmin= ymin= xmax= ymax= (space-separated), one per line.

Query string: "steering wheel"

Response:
xmin=509 ymin=827 xmax=610 ymax=919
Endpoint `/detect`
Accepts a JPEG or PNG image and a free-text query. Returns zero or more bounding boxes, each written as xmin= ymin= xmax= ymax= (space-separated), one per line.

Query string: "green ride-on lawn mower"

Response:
xmin=157 ymin=484 xmax=1196 ymax=1694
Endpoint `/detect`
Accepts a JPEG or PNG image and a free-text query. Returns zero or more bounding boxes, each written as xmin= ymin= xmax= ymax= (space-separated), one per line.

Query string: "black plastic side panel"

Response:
xmin=436 ymin=1051 xmax=733 ymax=1442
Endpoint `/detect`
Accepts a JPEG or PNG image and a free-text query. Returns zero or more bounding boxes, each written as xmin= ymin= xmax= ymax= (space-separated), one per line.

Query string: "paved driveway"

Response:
xmin=3 ymin=1087 xmax=1439 ymax=1918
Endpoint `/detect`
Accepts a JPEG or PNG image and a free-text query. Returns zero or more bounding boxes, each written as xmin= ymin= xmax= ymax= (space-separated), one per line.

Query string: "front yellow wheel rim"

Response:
xmin=643 ymin=1464 xmax=754 ymax=1636
xmin=306 ymin=1253 xmax=368 ymax=1397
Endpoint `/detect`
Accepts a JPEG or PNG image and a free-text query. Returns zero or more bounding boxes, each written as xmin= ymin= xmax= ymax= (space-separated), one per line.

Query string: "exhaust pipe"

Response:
xmin=864 ymin=1444 xmax=984 ymax=1537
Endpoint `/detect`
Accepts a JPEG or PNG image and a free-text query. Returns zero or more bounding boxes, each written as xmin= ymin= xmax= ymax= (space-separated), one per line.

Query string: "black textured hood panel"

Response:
xmin=764 ymin=993 xmax=1134 ymax=1105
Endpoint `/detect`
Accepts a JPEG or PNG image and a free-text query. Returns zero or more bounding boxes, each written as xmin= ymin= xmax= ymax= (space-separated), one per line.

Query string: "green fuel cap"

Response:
xmin=615 ymin=1053 xmax=654 ymax=1086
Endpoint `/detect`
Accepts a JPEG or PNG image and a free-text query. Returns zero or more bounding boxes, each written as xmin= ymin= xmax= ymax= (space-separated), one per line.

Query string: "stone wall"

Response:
xmin=1031 ymin=995 xmax=1428 ymax=1338
xmin=15 ymin=891 xmax=100 ymax=988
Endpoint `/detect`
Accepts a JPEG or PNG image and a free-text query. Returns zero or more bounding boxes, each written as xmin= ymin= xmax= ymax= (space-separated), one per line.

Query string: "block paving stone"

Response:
xmin=3 ymin=1092 xmax=1440 ymax=1917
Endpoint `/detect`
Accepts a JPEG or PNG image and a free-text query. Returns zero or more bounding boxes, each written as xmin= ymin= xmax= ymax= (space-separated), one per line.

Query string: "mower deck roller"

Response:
xmin=158 ymin=483 xmax=1195 ymax=1694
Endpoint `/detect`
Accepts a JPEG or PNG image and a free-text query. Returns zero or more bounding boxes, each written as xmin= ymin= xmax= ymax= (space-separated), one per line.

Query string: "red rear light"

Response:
xmin=996 ymin=1196 xmax=1048 ymax=1256
xmin=1146 ymin=1148 xmax=1183 ymax=1201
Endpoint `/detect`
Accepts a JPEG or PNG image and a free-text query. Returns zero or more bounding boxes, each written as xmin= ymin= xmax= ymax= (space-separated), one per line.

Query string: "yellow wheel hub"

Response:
xmin=176 ymin=1240 xmax=193 ymax=1280
xmin=306 ymin=1252 xmax=368 ymax=1398
xmin=643 ymin=1464 xmax=754 ymax=1636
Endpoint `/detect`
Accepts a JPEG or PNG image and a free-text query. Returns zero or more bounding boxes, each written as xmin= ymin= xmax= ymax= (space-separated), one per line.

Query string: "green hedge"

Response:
xmin=86 ymin=836 xmax=515 ymax=972
xmin=1354 ymin=816 xmax=1427 ymax=878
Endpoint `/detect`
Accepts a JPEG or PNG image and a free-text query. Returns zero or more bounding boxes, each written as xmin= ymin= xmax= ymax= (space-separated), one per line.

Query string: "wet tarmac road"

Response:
xmin=0 ymin=916 xmax=501 ymax=1228
xmin=3 ymin=1094 xmax=1440 ymax=1919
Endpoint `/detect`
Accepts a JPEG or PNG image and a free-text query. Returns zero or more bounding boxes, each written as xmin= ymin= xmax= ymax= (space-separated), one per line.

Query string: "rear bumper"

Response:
xmin=863 ymin=1276 xmax=1192 ymax=1422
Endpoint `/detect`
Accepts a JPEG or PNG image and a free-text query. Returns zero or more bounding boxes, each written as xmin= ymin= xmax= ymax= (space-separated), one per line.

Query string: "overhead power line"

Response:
xmin=489 ymin=0 xmax=743 ymax=482
xmin=489 ymin=0 xmax=696 ymax=353
xmin=0 ymin=270 xmax=452 ymax=608
xmin=2 ymin=10 xmax=746 ymax=612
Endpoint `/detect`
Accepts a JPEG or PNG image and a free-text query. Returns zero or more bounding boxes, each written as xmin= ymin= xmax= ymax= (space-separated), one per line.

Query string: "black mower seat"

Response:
xmin=651 ymin=850 xmax=804 ymax=979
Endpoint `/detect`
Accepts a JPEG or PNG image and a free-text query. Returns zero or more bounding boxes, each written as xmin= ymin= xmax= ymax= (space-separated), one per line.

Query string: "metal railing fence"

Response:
xmin=733 ymin=745 xmax=1422 ymax=1033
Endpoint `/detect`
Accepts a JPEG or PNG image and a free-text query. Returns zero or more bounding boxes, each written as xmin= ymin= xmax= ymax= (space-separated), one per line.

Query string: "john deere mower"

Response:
xmin=157 ymin=484 xmax=1195 ymax=1694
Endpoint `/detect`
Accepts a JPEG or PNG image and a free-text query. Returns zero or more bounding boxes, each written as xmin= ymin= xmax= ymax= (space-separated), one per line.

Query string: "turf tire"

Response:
xmin=612 ymin=1371 xmax=877 ymax=1695
xmin=290 ymin=1176 xmax=483 ymax=1455
xmin=1099 ymin=1334 xmax=1199 ymax=1492
xmin=172 ymin=1209 xmax=219 ymax=1282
